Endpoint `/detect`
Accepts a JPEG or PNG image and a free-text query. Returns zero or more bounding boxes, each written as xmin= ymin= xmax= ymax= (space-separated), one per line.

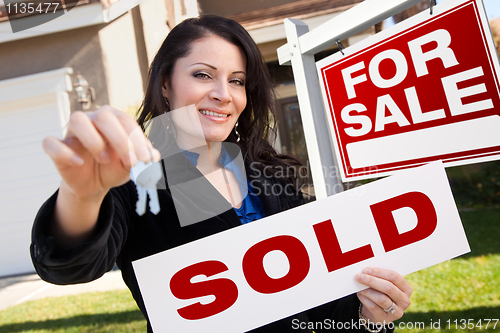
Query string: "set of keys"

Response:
xmin=130 ymin=160 xmax=162 ymax=216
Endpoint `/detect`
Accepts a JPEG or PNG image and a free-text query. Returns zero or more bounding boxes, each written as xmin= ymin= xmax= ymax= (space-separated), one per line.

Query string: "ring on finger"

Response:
xmin=384 ymin=301 xmax=396 ymax=314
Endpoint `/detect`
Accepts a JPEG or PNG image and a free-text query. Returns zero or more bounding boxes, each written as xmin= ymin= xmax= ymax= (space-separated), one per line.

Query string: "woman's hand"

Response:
xmin=356 ymin=267 xmax=412 ymax=325
xmin=43 ymin=105 xmax=159 ymax=200
xmin=42 ymin=106 xmax=160 ymax=244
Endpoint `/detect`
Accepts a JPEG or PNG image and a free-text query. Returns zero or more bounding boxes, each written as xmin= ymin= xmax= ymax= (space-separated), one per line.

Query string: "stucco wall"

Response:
xmin=139 ymin=0 xmax=170 ymax=65
xmin=98 ymin=11 xmax=146 ymax=111
xmin=0 ymin=7 xmax=154 ymax=113
xmin=0 ymin=24 xmax=109 ymax=112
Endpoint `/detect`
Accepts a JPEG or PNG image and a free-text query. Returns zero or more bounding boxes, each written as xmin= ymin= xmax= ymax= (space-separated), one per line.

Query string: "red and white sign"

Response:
xmin=132 ymin=161 xmax=469 ymax=332
xmin=317 ymin=0 xmax=500 ymax=181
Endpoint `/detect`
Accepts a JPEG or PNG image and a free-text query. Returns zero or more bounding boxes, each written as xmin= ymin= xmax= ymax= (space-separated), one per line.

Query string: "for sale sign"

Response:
xmin=317 ymin=0 xmax=500 ymax=181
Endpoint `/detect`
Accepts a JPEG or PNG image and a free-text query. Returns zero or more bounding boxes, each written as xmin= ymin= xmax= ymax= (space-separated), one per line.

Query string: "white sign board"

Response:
xmin=133 ymin=161 xmax=470 ymax=332
xmin=317 ymin=0 xmax=500 ymax=181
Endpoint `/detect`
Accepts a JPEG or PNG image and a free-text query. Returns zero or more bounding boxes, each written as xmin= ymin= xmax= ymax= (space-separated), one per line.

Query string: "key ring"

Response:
xmin=430 ymin=0 xmax=436 ymax=15
xmin=336 ymin=40 xmax=345 ymax=56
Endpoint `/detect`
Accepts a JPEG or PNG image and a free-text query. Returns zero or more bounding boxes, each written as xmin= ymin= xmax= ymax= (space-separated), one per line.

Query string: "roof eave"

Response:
xmin=0 ymin=0 xmax=143 ymax=44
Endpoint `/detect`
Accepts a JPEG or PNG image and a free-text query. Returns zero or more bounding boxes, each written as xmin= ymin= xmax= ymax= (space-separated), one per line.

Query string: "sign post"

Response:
xmin=278 ymin=0 xmax=424 ymax=197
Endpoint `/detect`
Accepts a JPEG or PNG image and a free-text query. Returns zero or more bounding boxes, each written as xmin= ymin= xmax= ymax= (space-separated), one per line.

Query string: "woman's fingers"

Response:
xmin=41 ymin=106 xmax=162 ymax=200
xmin=356 ymin=267 xmax=412 ymax=299
xmin=355 ymin=277 xmax=410 ymax=313
xmin=355 ymin=267 xmax=412 ymax=323
xmin=89 ymin=108 xmax=139 ymax=167
xmin=42 ymin=136 xmax=84 ymax=167
xmin=92 ymin=107 xmax=160 ymax=164
xmin=118 ymin=115 xmax=160 ymax=163
xmin=66 ymin=106 xmax=160 ymax=168
xmin=358 ymin=287 xmax=396 ymax=312
xmin=357 ymin=292 xmax=394 ymax=320
xmin=357 ymin=287 xmax=404 ymax=318
xmin=67 ymin=111 xmax=111 ymax=164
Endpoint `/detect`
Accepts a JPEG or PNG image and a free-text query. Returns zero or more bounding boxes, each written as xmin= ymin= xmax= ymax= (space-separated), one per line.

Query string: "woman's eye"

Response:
xmin=193 ymin=72 xmax=211 ymax=79
xmin=231 ymin=78 xmax=245 ymax=86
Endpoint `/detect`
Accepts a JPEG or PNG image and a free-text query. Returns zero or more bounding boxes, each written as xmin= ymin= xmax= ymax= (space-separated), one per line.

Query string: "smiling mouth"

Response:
xmin=199 ymin=110 xmax=229 ymax=118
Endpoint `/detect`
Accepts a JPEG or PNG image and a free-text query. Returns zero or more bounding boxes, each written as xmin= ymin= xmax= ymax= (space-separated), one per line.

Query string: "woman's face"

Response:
xmin=162 ymin=34 xmax=247 ymax=144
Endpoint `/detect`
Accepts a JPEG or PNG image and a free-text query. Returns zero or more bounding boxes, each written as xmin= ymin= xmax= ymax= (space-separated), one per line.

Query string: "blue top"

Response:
xmin=232 ymin=180 xmax=265 ymax=224
xmin=181 ymin=147 xmax=265 ymax=224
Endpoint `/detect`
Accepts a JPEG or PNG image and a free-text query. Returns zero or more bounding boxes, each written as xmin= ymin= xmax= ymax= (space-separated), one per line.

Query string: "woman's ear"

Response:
xmin=161 ymin=80 xmax=169 ymax=99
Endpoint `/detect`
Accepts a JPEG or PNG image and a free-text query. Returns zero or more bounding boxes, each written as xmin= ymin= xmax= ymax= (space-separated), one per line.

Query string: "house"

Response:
xmin=490 ymin=18 xmax=500 ymax=54
xmin=0 ymin=0 xmax=379 ymax=277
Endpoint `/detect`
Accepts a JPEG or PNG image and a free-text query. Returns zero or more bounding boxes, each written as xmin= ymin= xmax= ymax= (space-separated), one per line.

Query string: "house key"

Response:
xmin=130 ymin=160 xmax=162 ymax=215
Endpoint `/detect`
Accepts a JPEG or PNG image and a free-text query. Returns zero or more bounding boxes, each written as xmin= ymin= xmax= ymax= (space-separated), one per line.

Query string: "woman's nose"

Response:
xmin=209 ymin=80 xmax=232 ymax=103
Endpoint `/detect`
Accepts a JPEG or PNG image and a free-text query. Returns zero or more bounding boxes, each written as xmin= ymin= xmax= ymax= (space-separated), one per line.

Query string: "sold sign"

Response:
xmin=133 ymin=162 xmax=469 ymax=332
xmin=317 ymin=0 xmax=500 ymax=181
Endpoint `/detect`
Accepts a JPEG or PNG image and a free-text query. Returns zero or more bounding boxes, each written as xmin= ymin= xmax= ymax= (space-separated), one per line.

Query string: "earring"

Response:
xmin=165 ymin=108 xmax=172 ymax=133
xmin=164 ymin=97 xmax=170 ymax=109
xmin=235 ymin=121 xmax=241 ymax=143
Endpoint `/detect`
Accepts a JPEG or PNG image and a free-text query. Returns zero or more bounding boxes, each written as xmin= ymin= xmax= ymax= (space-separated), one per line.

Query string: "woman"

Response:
xmin=32 ymin=15 xmax=411 ymax=332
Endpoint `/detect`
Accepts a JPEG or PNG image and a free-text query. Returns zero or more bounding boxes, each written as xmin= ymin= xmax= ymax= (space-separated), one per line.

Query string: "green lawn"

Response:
xmin=0 ymin=290 xmax=145 ymax=333
xmin=395 ymin=207 xmax=500 ymax=332
xmin=0 ymin=208 xmax=499 ymax=332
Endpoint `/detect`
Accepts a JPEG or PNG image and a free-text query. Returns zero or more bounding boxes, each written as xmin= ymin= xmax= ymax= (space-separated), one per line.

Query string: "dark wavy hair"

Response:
xmin=136 ymin=15 xmax=302 ymax=183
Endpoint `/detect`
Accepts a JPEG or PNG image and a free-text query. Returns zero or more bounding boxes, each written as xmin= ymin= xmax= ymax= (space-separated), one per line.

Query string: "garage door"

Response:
xmin=0 ymin=68 xmax=72 ymax=277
